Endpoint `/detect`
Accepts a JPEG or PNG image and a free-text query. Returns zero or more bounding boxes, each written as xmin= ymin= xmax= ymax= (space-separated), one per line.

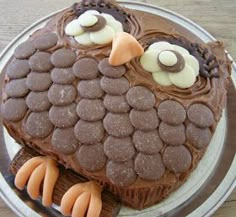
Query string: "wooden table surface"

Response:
xmin=0 ymin=0 xmax=235 ymax=216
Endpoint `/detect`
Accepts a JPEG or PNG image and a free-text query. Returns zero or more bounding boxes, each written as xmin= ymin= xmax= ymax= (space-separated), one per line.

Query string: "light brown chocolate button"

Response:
xmin=133 ymin=130 xmax=163 ymax=154
xmin=98 ymin=58 xmax=126 ymax=78
xmin=52 ymin=128 xmax=79 ymax=155
xmin=187 ymin=103 xmax=214 ymax=128
xmin=48 ymin=84 xmax=76 ymax=106
xmin=163 ymin=145 xmax=192 ymax=173
xmin=103 ymin=113 xmax=134 ymax=137
xmin=186 ymin=123 xmax=212 ymax=149
xmin=104 ymin=95 xmax=130 ymax=113
xmin=26 ymin=91 xmax=51 ymax=112
xmin=49 ymin=103 xmax=78 ymax=128
xmin=76 ymin=143 xmax=107 ymax=172
xmin=106 ymin=160 xmax=137 ymax=187
xmin=126 ymin=86 xmax=155 ymax=111
xmin=29 ymin=52 xmax=53 ymax=72
xmin=26 ymin=72 xmax=52 ymax=91
xmin=1 ymin=98 xmax=27 ymax=121
xmin=76 ymin=99 xmax=105 ymax=121
xmin=129 ymin=109 xmax=159 ymax=131
xmin=6 ymin=59 xmax=30 ymax=79
xmin=100 ymin=76 xmax=129 ymax=95
xmin=74 ymin=120 xmax=104 ymax=144
xmin=158 ymin=100 xmax=186 ymax=125
xmin=77 ymin=79 xmax=104 ymax=99
xmin=159 ymin=122 xmax=186 ymax=146
xmin=104 ymin=136 xmax=135 ymax=162
xmin=51 ymin=48 xmax=76 ymax=68
xmin=135 ymin=153 xmax=165 ymax=181
xmin=82 ymin=15 xmax=107 ymax=32
xmin=14 ymin=41 xmax=36 ymax=59
xmin=33 ymin=33 xmax=58 ymax=50
xmin=5 ymin=78 xmax=29 ymax=98
xmin=73 ymin=58 xmax=99 ymax=79
xmin=25 ymin=111 xmax=53 ymax=138
xmin=51 ymin=68 xmax=76 ymax=85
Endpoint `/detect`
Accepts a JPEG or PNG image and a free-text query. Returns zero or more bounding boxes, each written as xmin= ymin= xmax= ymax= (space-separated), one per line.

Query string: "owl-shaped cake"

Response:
xmin=1 ymin=0 xmax=231 ymax=216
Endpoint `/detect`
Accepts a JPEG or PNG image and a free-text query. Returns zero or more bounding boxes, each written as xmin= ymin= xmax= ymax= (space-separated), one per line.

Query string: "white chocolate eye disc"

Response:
xmin=152 ymin=71 xmax=172 ymax=86
xmin=184 ymin=55 xmax=200 ymax=76
xmin=148 ymin=42 xmax=173 ymax=53
xmin=159 ymin=51 xmax=178 ymax=66
xmin=90 ymin=26 xmax=115 ymax=45
xmin=78 ymin=14 xmax=98 ymax=27
xmin=173 ymin=45 xmax=189 ymax=56
xmin=75 ymin=33 xmax=93 ymax=46
xmin=107 ymin=20 xmax=123 ymax=33
xmin=101 ymin=13 xmax=115 ymax=23
xmin=65 ymin=20 xmax=84 ymax=36
xmin=84 ymin=10 xmax=100 ymax=15
xmin=169 ymin=65 xmax=196 ymax=88
xmin=140 ymin=50 xmax=160 ymax=73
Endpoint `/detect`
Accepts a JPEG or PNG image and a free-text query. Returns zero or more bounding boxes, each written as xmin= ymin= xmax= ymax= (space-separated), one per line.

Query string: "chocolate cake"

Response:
xmin=1 ymin=0 xmax=231 ymax=211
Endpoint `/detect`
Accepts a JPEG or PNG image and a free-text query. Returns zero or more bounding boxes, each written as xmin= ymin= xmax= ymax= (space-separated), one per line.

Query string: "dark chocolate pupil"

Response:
xmin=81 ymin=15 xmax=107 ymax=32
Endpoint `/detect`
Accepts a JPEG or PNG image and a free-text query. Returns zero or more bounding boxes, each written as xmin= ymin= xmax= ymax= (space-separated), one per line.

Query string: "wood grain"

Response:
xmin=0 ymin=0 xmax=235 ymax=217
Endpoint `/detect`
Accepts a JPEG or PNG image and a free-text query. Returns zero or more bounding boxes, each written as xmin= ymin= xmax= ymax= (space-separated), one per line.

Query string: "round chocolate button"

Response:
xmin=158 ymin=100 xmax=186 ymax=125
xmin=49 ymin=103 xmax=78 ymax=128
xmin=133 ymin=130 xmax=163 ymax=154
xmin=5 ymin=78 xmax=29 ymax=98
xmin=103 ymin=113 xmax=134 ymax=137
xmin=135 ymin=153 xmax=165 ymax=181
xmin=104 ymin=136 xmax=135 ymax=162
xmin=25 ymin=111 xmax=53 ymax=138
xmin=29 ymin=52 xmax=53 ymax=72
xmin=51 ymin=68 xmax=76 ymax=85
xmin=52 ymin=128 xmax=79 ymax=155
xmin=14 ymin=41 xmax=36 ymax=59
xmin=98 ymin=58 xmax=126 ymax=78
xmin=163 ymin=145 xmax=192 ymax=173
xmin=26 ymin=72 xmax=52 ymax=91
xmin=1 ymin=98 xmax=27 ymax=121
xmin=76 ymin=143 xmax=107 ymax=172
xmin=106 ymin=160 xmax=137 ymax=187
xmin=104 ymin=95 xmax=130 ymax=113
xmin=26 ymin=91 xmax=51 ymax=112
xmin=74 ymin=120 xmax=104 ymax=144
xmin=126 ymin=86 xmax=156 ymax=111
xmin=159 ymin=122 xmax=186 ymax=146
xmin=51 ymin=48 xmax=76 ymax=68
xmin=33 ymin=33 xmax=58 ymax=50
xmin=73 ymin=58 xmax=99 ymax=79
xmin=76 ymin=99 xmax=105 ymax=121
xmin=129 ymin=109 xmax=159 ymax=131
xmin=6 ymin=59 xmax=30 ymax=79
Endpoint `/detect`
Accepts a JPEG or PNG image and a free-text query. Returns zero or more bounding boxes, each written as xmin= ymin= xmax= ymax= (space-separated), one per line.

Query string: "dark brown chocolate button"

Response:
xmin=104 ymin=136 xmax=135 ymax=162
xmin=25 ymin=111 xmax=53 ymax=138
xmin=77 ymin=79 xmax=104 ymax=99
xmin=49 ymin=103 xmax=78 ymax=128
xmin=100 ymin=76 xmax=129 ymax=95
xmin=51 ymin=68 xmax=76 ymax=85
xmin=26 ymin=72 xmax=52 ymax=91
xmin=33 ymin=33 xmax=58 ymax=50
xmin=48 ymin=84 xmax=76 ymax=106
xmin=74 ymin=120 xmax=104 ymax=144
xmin=133 ymin=130 xmax=163 ymax=154
xmin=1 ymin=98 xmax=27 ymax=121
xmin=126 ymin=86 xmax=155 ymax=111
xmin=73 ymin=58 xmax=99 ymax=80
xmin=159 ymin=122 xmax=186 ymax=146
xmin=186 ymin=123 xmax=212 ymax=149
xmin=129 ymin=109 xmax=159 ymax=131
xmin=51 ymin=48 xmax=76 ymax=68
xmin=52 ymin=128 xmax=79 ymax=155
xmin=82 ymin=15 xmax=107 ymax=32
xmin=6 ymin=59 xmax=30 ymax=79
xmin=158 ymin=100 xmax=186 ymax=125
xmin=76 ymin=143 xmax=107 ymax=172
xmin=98 ymin=58 xmax=126 ymax=78
xmin=29 ymin=52 xmax=53 ymax=72
xmin=187 ymin=104 xmax=214 ymax=128
xmin=104 ymin=95 xmax=130 ymax=113
xmin=26 ymin=91 xmax=51 ymax=112
xmin=163 ymin=145 xmax=192 ymax=173
xmin=14 ymin=41 xmax=36 ymax=59
xmin=103 ymin=113 xmax=134 ymax=137
xmin=76 ymin=99 xmax=105 ymax=121
xmin=5 ymin=78 xmax=29 ymax=98
xmin=135 ymin=153 xmax=165 ymax=181
xmin=106 ymin=160 xmax=137 ymax=187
